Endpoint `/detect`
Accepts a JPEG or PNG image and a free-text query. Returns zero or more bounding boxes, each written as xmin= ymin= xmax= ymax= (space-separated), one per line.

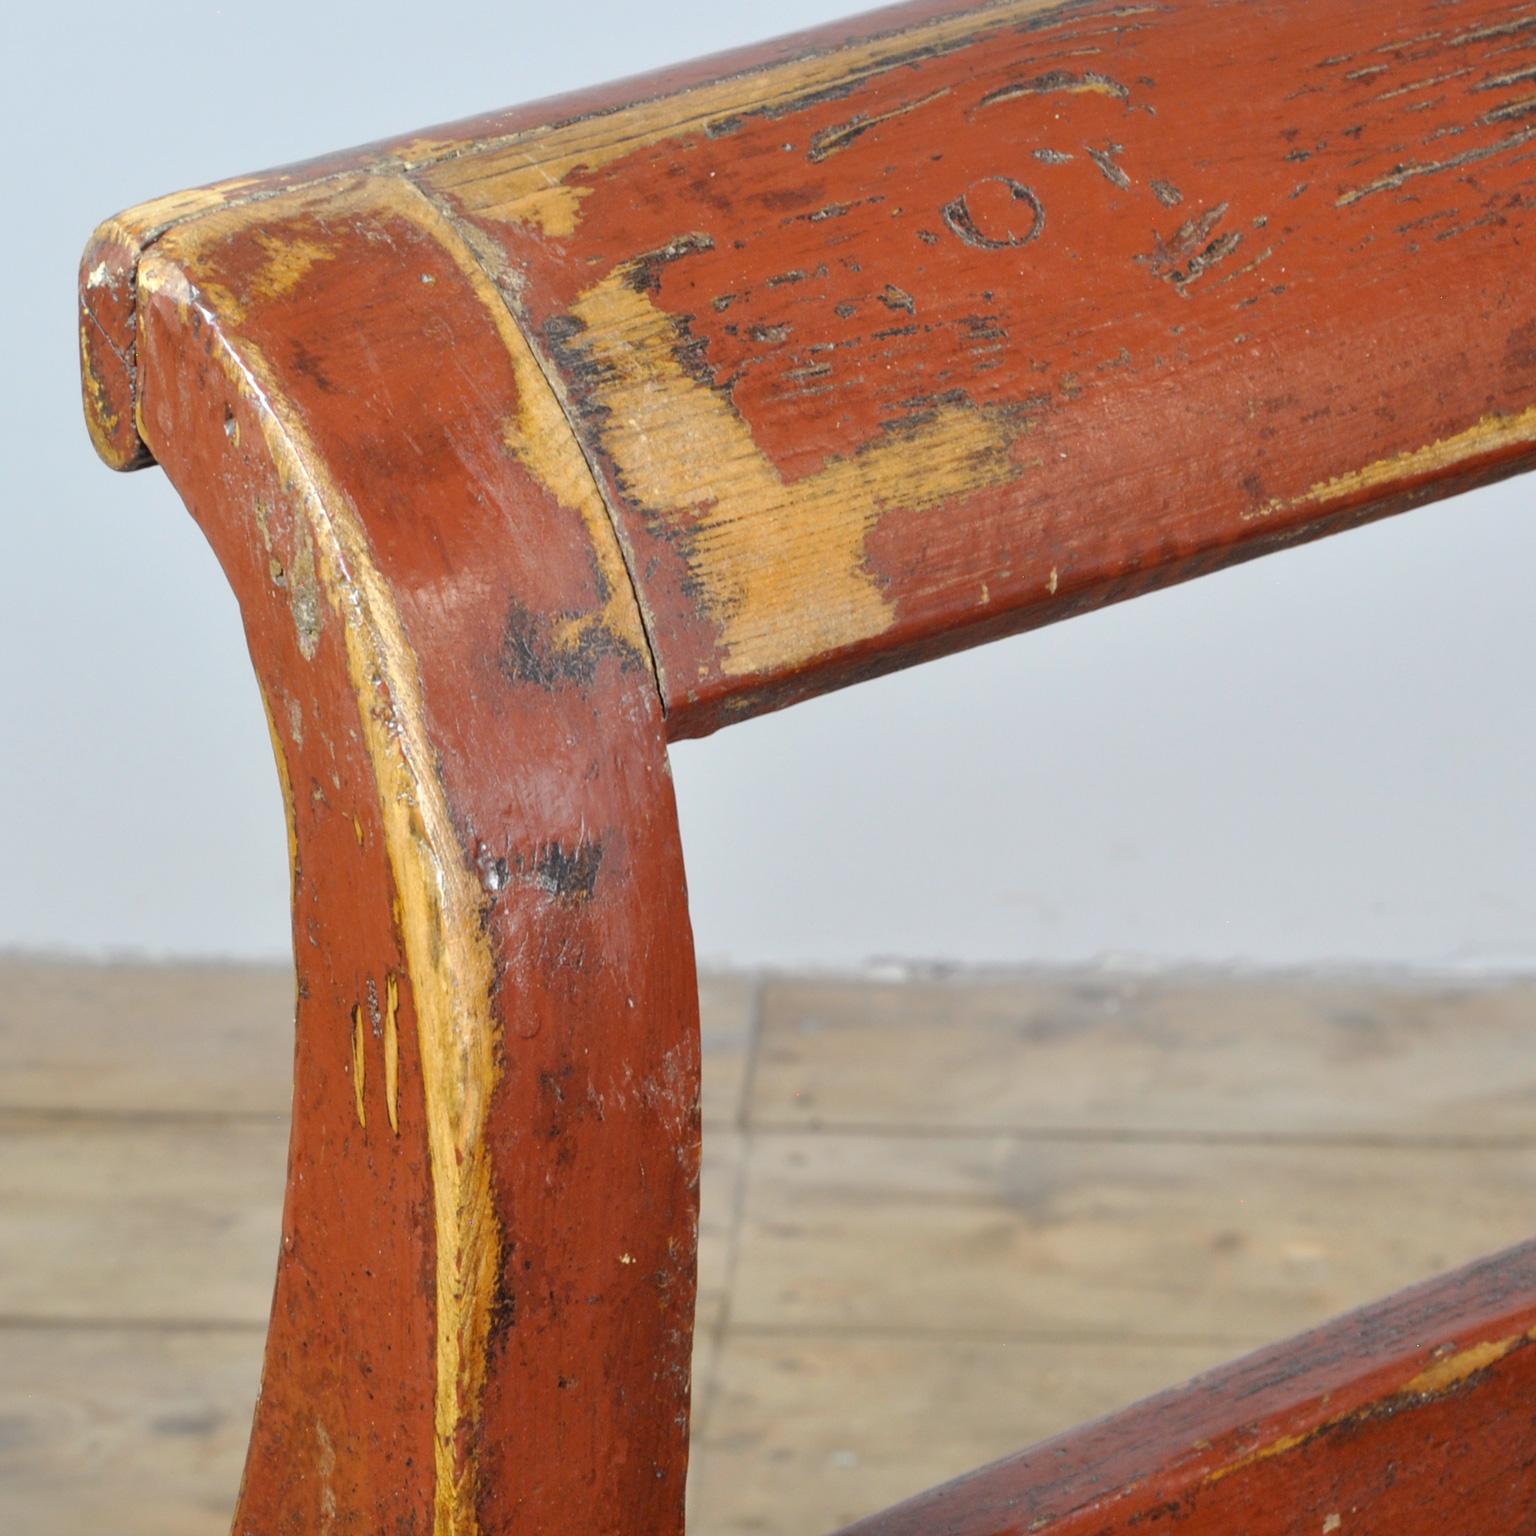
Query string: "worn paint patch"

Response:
xmin=1209 ymin=1328 xmax=1529 ymax=1485
xmin=250 ymin=496 xmax=326 ymax=659
xmin=427 ymin=0 xmax=1076 ymax=234
xmin=384 ymin=973 xmax=401 ymax=1136
xmin=249 ymin=231 xmax=339 ymax=301
xmin=1403 ymin=1334 xmax=1517 ymax=1396
xmin=808 ymin=86 xmax=952 ymax=163
xmin=79 ymin=314 xmax=125 ymax=462
xmin=351 ymin=1004 xmax=368 ymax=1128
xmin=140 ymin=214 xmax=504 ymax=1536
xmin=389 ymin=191 xmax=653 ymax=673
xmin=1245 ymin=403 xmax=1536 ymax=522
xmin=977 ymin=69 xmax=1131 ymax=109
xmin=563 ymin=264 xmax=1025 ymax=678
xmin=316 ymin=1418 xmax=338 ymax=1534
xmin=285 ymin=521 xmax=325 ymax=659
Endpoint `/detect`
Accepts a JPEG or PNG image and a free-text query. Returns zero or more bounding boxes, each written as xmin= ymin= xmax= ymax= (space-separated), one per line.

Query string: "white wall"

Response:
xmin=5 ymin=1 xmax=1533 ymax=972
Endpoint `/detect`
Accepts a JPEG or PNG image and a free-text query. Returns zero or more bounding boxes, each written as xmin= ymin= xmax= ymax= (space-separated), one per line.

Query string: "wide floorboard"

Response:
xmin=2 ymin=961 xmax=1532 ymax=1535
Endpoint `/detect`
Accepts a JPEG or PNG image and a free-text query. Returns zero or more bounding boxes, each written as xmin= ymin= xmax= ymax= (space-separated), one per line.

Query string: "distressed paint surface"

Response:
xmin=835 ymin=1240 xmax=1536 ymax=1536
xmin=78 ymin=1 xmax=1536 ymax=1532
xmin=418 ymin=0 xmax=1536 ymax=733
xmin=84 ymin=0 xmax=1536 ymax=735
xmin=130 ymin=174 xmax=699 ymax=1536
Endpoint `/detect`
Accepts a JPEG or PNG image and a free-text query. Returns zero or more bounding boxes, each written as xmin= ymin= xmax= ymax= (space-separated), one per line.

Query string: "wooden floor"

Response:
xmin=2 ymin=960 xmax=1534 ymax=1535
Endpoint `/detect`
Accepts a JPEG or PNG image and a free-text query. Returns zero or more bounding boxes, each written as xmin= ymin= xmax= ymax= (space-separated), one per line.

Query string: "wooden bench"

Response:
xmin=78 ymin=2 xmax=1536 ymax=1532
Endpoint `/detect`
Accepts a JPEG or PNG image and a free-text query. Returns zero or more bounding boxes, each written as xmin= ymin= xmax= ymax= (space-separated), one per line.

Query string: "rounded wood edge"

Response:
xmin=79 ymin=220 xmax=153 ymax=471
xmin=836 ymin=1239 xmax=1536 ymax=1536
xmin=71 ymin=1 xmax=978 ymax=474
xmin=128 ymin=176 xmax=700 ymax=1536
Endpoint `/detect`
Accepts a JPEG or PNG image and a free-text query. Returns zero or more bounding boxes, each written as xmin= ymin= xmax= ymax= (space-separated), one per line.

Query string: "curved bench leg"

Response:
xmin=120 ymin=176 xmax=699 ymax=1536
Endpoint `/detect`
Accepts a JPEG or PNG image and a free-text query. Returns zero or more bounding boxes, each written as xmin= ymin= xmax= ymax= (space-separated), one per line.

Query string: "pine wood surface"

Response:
xmin=4 ymin=960 xmax=1533 ymax=1535
xmin=82 ymin=0 xmax=1536 ymax=737
xmin=73 ymin=4 xmax=1536 ymax=1527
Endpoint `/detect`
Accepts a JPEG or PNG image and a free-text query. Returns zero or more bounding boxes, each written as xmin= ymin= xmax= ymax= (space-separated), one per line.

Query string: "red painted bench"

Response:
xmin=80 ymin=2 xmax=1536 ymax=1531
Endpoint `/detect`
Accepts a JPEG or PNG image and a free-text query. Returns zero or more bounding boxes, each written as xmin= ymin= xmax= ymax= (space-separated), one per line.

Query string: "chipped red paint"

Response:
xmin=420 ymin=0 xmax=1536 ymax=735
xmin=134 ymin=252 xmax=443 ymax=1532
xmin=79 ymin=2 xmax=1536 ymax=1533
xmin=75 ymin=1 xmax=1042 ymax=474
xmin=837 ymin=1239 xmax=1536 ymax=1536
xmin=132 ymin=181 xmax=699 ymax=1534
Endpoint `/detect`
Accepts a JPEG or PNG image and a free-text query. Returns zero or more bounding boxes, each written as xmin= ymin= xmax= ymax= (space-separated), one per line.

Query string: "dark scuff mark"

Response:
xmin=878 ymin=384 xmax=1038 ymax=443
xmin=289 ymin=339 xmax=339 ymax=395
xmin=806 ymin=86 xmax=951 ymax=163
xmin=1337 ymin=124 xmax=1536 ymax=204
xmin=622 ymin=232 xmax=716 ymax=295
xmin=975 ymin=69 xmax=1130 ymax=109
xmin=532 ymin=839 xmax=606 ymax=902
xmin=484 ymin=1248 xmax=518 ymax=1362
xmin=942 ymin=177 xmax=1046 ymax=249
xmin=500 ymin=597 xmax=646 ymax=690
xmin=1151 ymin=178 xmax=1184 ymax=206
xmin=1137 ymin=203 xmax=1242 ymax=292
xmin=1483 ymin=95 xmax=1536 ymax=124
xmin=1086 ymin=141 xmax=1133 ymax=190
xmin=961 ymin=312 xmax=1008 ymax=343
xmin=758 ymin=184 xmax=826 ymax=214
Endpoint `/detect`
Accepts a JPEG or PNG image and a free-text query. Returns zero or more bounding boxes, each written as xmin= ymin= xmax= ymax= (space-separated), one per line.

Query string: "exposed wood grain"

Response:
xmin=84 ymin=0 xmax=1536 ymax=737
xmin=129 ymin=173 xmax=701 ymax=1536
xmin=421 ymin=0 xmax=1536 ymax=733
xmin=75 ymin=0 xmax=1536 ymax=1528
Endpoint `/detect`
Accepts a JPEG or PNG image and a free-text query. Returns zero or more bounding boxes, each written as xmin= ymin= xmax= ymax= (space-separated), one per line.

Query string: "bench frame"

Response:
xmin=79 ymin=2 xmax=1536 ymax=1532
